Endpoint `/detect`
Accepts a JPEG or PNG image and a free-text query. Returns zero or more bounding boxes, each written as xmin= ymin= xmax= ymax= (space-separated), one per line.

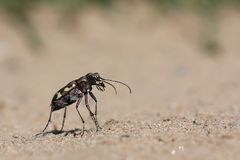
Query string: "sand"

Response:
xmin=1 ymin=6 xmax=240 ymax=160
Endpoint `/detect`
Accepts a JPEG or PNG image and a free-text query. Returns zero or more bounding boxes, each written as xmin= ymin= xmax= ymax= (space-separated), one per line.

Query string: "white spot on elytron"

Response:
xmin=64 ymin=83 xmax=75 ymax=92
xmin=57 ymin=92 xmax=62 ymax=98
xmin=64 ymin=87 xmax=71 ymax=92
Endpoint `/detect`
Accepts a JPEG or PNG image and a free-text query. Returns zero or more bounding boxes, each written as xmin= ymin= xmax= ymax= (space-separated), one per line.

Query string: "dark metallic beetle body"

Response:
xmin=37 ymin=73 xmax=131 ymax=136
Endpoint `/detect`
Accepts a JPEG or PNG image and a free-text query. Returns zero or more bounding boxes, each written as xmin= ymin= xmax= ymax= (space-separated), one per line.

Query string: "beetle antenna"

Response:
xmin=102 ymin=78 xmax=131 ymax=93
xmin=103 ymin=81 xmax=117 ymax=94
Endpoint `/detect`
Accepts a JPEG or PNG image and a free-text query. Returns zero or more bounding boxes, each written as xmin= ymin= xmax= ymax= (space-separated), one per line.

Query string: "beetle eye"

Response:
xmin=94 ymin=73 xmax=100 ymax=77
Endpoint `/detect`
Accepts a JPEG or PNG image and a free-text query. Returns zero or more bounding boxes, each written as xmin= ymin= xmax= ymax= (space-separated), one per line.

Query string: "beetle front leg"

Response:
xmin=84 ymin=92 xmax=101 ymax=131
xmin=89 ymin=91 xmax=102 ymax=130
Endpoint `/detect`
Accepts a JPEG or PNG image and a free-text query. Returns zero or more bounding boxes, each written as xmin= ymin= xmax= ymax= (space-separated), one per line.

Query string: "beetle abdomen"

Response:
xmin=51 ymin=88 xmax=81 ymax=111
xmin=51 ymin=97 xmax=77 ymax=111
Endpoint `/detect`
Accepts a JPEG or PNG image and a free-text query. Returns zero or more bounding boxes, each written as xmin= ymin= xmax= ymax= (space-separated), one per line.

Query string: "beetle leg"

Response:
xmin=42 ymin=108 xmax=53 ymax=133
xmin=89 ymin=91 xmax=102 ymax=130
xmin=84 ymin=92 xmax=101 ymax=131
xmin=60 ymin=107 xmax=67 ymax=131
xmin=76 ymin=94 xmax=85 ymax=136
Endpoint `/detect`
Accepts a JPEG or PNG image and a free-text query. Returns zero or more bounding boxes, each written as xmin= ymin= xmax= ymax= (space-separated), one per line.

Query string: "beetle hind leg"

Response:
xmin=35 ymin=108 xmax=53 ymax=136
xmin=60 ymin=107 xmax=67 ymax=131
xmin=42 ymin=109 xmax=53 ymax=132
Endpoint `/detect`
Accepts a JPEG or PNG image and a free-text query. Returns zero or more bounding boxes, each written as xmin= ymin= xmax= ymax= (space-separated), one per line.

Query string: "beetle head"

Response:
xmin=86 ymin=72 xmax=131 ymax=94
xmin=86 ymin=73 xmax=105 ymax=91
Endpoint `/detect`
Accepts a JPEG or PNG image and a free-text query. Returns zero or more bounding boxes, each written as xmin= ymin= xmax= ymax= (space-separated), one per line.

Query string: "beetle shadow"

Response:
xmin=40 ymin=128 xmax=84 ymax=137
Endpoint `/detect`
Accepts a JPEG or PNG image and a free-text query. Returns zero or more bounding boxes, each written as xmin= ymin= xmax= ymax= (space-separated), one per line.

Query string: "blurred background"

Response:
xmin=2 ymin=1 xmax=240 ymax=159
xmin=0 ymin=0 xmax=240 ymax=134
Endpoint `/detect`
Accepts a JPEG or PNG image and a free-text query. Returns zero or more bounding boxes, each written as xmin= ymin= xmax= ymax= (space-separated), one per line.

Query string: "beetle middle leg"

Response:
xmin=76 ymin=94 xmax=85 ymax=136
xmin=84 ymin=92 xmax=101 ymax=131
